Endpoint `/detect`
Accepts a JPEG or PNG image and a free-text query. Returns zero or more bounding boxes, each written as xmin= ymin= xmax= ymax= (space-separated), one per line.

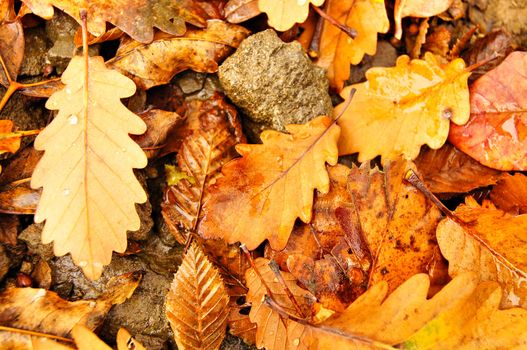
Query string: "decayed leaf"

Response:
xmin=0 ymin=120 xmax=21 ymax=155
xmin=346 ymin=160 xmax=443 ymax=294
xmin=30 ymin=56 xmax=148 ymax=280
xmin=0 ymin=146 xmax=42 ymax=186
xmin=258 ymin=0 xmax=324 ymax=31
xmin=335 ymin=53 xmax=470 ymax=162
xmin=0 ymin=213 xmax=18 ymax=245
xmin=245 ymin=258 xmax=316 ymax=350
xmin=0 ymin=19 xmax=24 ymax=86
xmin=436 ymin=197 xmax=527 ymax=309
xmin=394 ymin=0 xmax=453 ymax=39
xmin=166 ymin=243 xmax=230 ymax=350
xmin=108 ymin=20 xmax=250 ymax=89
xmin=0 ymin=272 xmax=141 ymax=337
xmin=449 ymin=51 xmax=527 ymax=171
xmin=225 ymin=0 xmax=261 ymax=23
xmin=414 ymin=143 xmax=501 ymax=194
xmin=20 ymin=0 xmax=209 ymax=43
xmin=199 ymin=116 xmax=340 ymax=251
xmin=490 ymin=173 xmax=527 ymax=214
xmin=316 ymin=0 xmax=389 ymax=91
xmin=162 ymin=95 xmax=245 ymax=241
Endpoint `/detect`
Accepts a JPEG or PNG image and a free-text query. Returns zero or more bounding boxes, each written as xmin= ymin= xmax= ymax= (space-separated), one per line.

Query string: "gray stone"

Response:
xmin=19 ymin=223 xmax=54 ymax=261
xmin=20 ymin=27 xmax=49 ymax=77
xmin=218 ymin=29 xmax=333 ymax=140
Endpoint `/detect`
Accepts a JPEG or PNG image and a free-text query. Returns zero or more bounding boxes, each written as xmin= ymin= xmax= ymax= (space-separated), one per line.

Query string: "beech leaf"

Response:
xmin=316 ymin=0 xmax=389 ymax=91
xmin=199 ymin=116 xmax=340 ymax=251
xmin=335 ymin=53 xmax=470 ymax=162
xmin=30 ymin=56 xmax=148 ymax=280
xmin=165 ymin=243 xmax=230 ymax=350
xmin=449 ymin=51 xmax=527 ymax=171
xmin=258 ymin=0 xmax=325 ymax=31
xmin=436 ymin=197 xmax=527 ymax=308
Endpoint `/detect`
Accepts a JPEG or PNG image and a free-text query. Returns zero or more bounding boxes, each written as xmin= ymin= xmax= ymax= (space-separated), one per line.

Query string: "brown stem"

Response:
xmin=0 ymin=325 xmax=75 ymax=343
xmin=268 ymin=259 xmax=305 ymax=318
xmin=308 ymin=10 xmax=325 ymax=58
xmin=311 ymin=4 xmax=357 ymax=39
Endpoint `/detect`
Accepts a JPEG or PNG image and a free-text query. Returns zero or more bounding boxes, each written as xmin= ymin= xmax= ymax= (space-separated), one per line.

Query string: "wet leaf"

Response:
xmin=30 ymin=56 xmax=148 ymax=280
xmin=20 ymin=0 xmax=209 ymax=43
xmin=0 ymin=146 xmax=42 ymax=186
xmin=0 ymin=120 xmax=21 ymax=155
xmin=316 ymin=0 xmax=389 ymax=91
xmin=335 ymin=53 xmax=470 ymax=162
xmin=199 ymin=116 xmax=340 ymax=251
xmin=108 ymin=20 xmax=250 ymax=89
xmin=224 ymin=0 xmax=261 ymax=23
xmin=0 ymin=272 xmax=141 ymax=337
xmin=449 ymin=51 xmax=527 ymax=171
xmin=436 ymin=197 xmax=527 ymax=309
xmin=0 ymin=19 xmax=24 ymax=85
xmin=414 ymin=143 xmax=502 ymax=194
xmin=258 ymin=0 xmax=324 ymax=31
xmin=0 ymin=213 xmax=18 ymax=245
xmin=166 ymin=243 xmax=230 ymax=350
xmin=490 ymin=173 xmax=527 ymax=214
xmin=0 ymin=181 xmax=40 ymax=214
xmin=394 ymin=0 xmax=453 ymax=39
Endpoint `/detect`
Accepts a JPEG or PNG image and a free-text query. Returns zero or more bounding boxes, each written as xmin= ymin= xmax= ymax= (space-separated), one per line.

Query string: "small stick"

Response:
xmin=268 ymin=259 xmax=305 ymax=318
xmin=308 ymin=11 xmax=325 ymax=57
xmin=311 ymin=5 xmax=357 ymax=39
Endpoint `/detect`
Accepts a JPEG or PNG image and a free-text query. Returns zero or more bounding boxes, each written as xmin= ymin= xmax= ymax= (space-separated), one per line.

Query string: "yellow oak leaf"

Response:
xmin=30 ymin=56 xmax=147 ymax=280
xmin=258 ymin=0 xmax=325 ymax=31
xmin=198 ymin=116 xmax=340 ymax=251
xmin=334 ymin=53 xmax=470 ymax=163
xmin=437 ymin=196 xmax=527 ymax=309
xmin=317 ymin=0 xmax=389 ymax=91
xmin=394 ymin=0 xmax=453 ymax=39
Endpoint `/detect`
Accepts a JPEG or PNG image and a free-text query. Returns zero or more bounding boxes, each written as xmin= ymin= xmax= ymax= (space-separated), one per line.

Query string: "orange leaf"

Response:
xmin=316 ymin=0 xmax=389 ymax=91
xmin=490 ymin=173 xmax=527 ymax=214
xmin=258 ymin=0 xmax=325 ymax=31
xmin=449 ymin=51 xmax=527 ymax=171
xmin=30 ymin=56 xmax=148 ymax=280
xmin=335 ymin=53 xmax=470 ymax=162
xmin=394 ymin=0 xmax=453 ymax=39
xmin=198 ymin=116 xmax=340 ymax=251
xmin=0 ymin=120 xmax=21 ymax=155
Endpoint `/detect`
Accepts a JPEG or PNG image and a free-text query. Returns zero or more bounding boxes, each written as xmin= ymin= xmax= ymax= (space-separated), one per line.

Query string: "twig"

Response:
xmin=311 ymin=4 xmax=357 ymax=39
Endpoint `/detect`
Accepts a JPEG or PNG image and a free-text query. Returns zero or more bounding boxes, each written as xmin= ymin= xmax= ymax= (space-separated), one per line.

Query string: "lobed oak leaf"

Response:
xmin=20 ymin=0 xmax=209 ymax=43
xmin=198 ymin=116 xmax=340 ymax=251
xmin=30 ymin=56 xmax=148 ymax=280
xmin=0 ymin=272 xmax=141 ymax=338
xmin=436 ymin=196 xmax=527 ymax=309
xmin=335 ymin=53 xmax=470 ymax=162
xmin=108 ymin=20 xmax=250 ymax=89
xmin=165 ymin=243 xmax=230 ymax=350
xmin=414 ymin=143 xmax=502 ymax=194
xmin=449 ymin=51 xmax=527 ymax=171
xmin=316 ymin=0 xmax=389 ymax=91
xmin=258 ymin=0 xmax=324 ymax=32
xmin=490 ymin=173 xmax=527 ymax=214
xmin=394 ymin=0 xmax=453 ymax=40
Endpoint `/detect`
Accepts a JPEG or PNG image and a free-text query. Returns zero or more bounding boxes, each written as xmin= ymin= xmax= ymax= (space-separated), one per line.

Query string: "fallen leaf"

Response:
xmin=166 ymin=243 xmax=230 ymax=350
xmin=0 ymin=271 xmax=141 ymax=337
xmin=422 ymin=25 xmax=451 ymax=57
xmin=414 ymin=143 xmax=502 ymax=194
xmin=199 ymin=116 xmax=340 ymax=251
xmin=162 ymin=95 xmax=245 ymax=241
xmin=0 ymin=213 xmax=18 ymax=245
xmin=245 ymin=258 xmax=316 ymax=350
xmin=449 ymin=51 xmax=527 ymax=171
xmin=490 ymin=173 xmax=527 ymax=214
xmin=0 ymin=181 xmax=40 ymax=214
xmin=436 ymin=197 xmax=527 ymax=309
xmin=346 ymin=160 xmax=443 ymax=294
xmin=0 ymin=120 xmax=21 ymax=155
xmin=258 ymin=0 xmax=324 ymax=31
xmin=394 ymin=0 xmax=453 ymax=39
xmin=224 ymin=0 xmax=261 ymax=23
xmin=115 ymin=328 xmax=145 ymax=350
xmin=20 ymin=0 xmax=209 ymax=43
xmin=30 ymin=56 xmax=148 ymax=280
xmin=0 ymin=18 xmax=24 ymax=86
xmin=0 ymin=146 xmax=42 ymax=186
xmin=316 ymin=0 xmax=389 ymax=91
xmin=108 ymin=20 xmax=250 ymax=89
xmin=335 ymin=52 xmax=470 ymax=162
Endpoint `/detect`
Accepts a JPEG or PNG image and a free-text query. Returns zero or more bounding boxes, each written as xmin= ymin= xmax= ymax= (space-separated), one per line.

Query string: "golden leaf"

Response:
xmin=335 ymin=53 xmax=470 ymax=162
xmin=198 ymin=116 xmax=340 ymax=251
xmin=490 ymin=173 xmax=527 ymax=214
xmin=394 ymin=0 xmax=453 ymax=39
xmin=436 ymin=197 xmax=527 ymax=308
xmin=30 ymin=56 xmax=148 ymax=280
xmin=317 ymin=0 xmax=389 ymax=91
xmin=258 ymin=0 xmax=325 ymax=31
xmin=20 ymin=0 xmax=209 ymax=43
xmin=0 ymin=272 xmax=140 ymax=338
xmin=108 ymin=20 xmax=250 ymax=89
xmin=166 ymin=243 xmax=230 ymax=350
